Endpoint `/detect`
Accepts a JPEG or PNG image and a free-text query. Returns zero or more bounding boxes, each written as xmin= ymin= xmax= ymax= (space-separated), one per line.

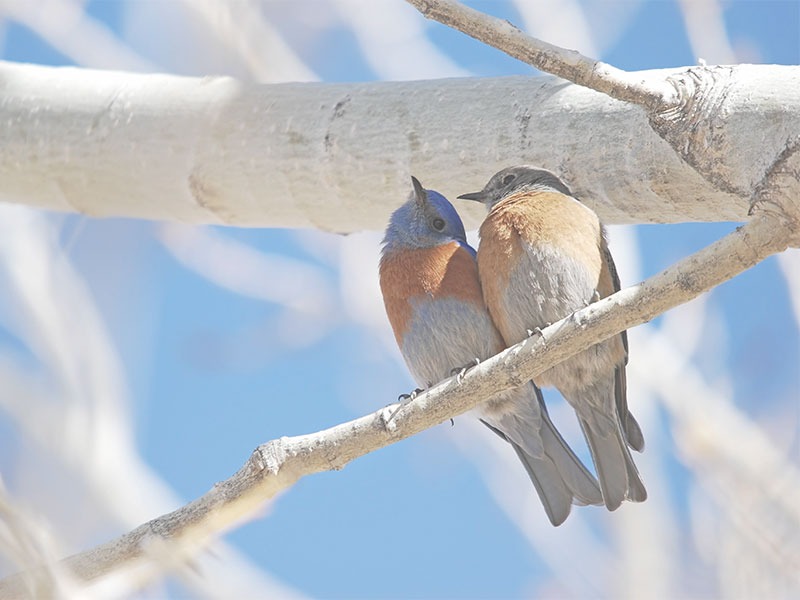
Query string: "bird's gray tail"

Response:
xmin=480 ymin=387 xmax=602 ymax=526
xmin=571 ymin=381 xmax=647 ymax=511
xmin=616 ymin=365 xmax=645 ymax=452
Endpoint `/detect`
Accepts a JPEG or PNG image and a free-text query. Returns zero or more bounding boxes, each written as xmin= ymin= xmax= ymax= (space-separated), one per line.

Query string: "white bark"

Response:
xmin=1 ymin=60 xmax=799 ymax=230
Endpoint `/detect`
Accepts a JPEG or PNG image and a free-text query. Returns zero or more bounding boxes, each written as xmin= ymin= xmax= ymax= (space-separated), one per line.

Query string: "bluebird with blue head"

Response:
xmin=459 ymin=165 xmax=646 ymax=511
xmin=379 ymin=176 xmax=602 ymax=526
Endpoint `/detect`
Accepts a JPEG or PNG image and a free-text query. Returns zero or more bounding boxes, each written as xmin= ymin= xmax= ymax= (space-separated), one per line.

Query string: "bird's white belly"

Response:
xmin=400 ymin=297 xmax=500 ymax=388
xmin=502 ymin=242 xmax=619 ymax=391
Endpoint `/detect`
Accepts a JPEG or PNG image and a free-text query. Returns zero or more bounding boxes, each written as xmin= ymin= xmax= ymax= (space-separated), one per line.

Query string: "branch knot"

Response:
xmin=751 ymin=138 xmax=800 ymax=248
xmin=650 ymin=65 xmax=740 ymax=195
xmin=253 ymin=439 xmax=288 ymax=476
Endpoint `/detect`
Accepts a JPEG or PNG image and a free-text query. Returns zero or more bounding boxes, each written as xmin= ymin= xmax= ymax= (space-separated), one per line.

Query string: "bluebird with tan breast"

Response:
xmin=379 ymin=176 xmax=602 ymax=525
xmin=459 ymin=166 xmax=646 ymax=511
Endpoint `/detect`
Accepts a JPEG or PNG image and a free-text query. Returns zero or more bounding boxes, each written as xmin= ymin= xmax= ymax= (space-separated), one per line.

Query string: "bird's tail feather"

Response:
xmin=508 ymin=441 xmax=574 ymax=526
xmin=537 ymin=409 xmax=603 ymax=507
xmin=615 ymin=366 xmax=645 ymax=452
xmin=480 ymin=389 xmax=602 ymax=526
xmin=579 ymin=415 xmax=647 ymax=511
xmin=481 ymin=419 xmax=572 ymax=526
xmin=623 ymin=410 xmax=645 ymax=453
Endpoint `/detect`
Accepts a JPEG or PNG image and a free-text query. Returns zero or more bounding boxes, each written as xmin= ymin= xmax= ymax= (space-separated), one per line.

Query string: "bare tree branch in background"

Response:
xmin=182 ymin=0 xmax=318 ymax=82
xmin=0 ymin=0 xmax=154 ymax=72
xmin=677 ymin=0 xmax=737 ymax=65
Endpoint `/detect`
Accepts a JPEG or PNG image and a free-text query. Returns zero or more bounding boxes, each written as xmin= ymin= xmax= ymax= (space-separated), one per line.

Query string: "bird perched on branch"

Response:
xmin=459 ymin=166 xmax=646 ymax=511
xmin=379 ymin=175 xmax=602 ymax=525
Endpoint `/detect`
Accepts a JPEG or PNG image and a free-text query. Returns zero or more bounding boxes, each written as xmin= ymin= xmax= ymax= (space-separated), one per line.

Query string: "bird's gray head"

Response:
xmin=383 ymin=176 xmax=470 ymax=252
xmin=457 ymin=166 xmax=572 ymax=209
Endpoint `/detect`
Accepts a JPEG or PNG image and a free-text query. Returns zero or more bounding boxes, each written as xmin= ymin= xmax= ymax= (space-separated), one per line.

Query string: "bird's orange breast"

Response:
xmin=482 ymin=191 xmax=602 ymax=259
xmin=478 ymin=190 xmax=605 ymax=283
xmin=379 ymin=242 xmax=484 ymax=345
xmin=477 ymin=190 xmax=608 ymax=336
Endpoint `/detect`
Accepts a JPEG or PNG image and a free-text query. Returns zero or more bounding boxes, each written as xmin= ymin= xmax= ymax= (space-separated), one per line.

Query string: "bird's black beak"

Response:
xmin=457 ymin=190 xmax=487 ymax=202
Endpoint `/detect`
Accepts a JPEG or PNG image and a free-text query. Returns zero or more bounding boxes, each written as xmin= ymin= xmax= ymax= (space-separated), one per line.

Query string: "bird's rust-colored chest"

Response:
xmin=379 ymin=242 xmax=483 ymax=343
xmin=478 ymin=191 xmax=605 ymax=282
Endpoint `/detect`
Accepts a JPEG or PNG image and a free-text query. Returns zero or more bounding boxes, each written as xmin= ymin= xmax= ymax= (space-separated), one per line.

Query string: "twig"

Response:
xmin=406 ymin=0 xmax=679 ymax=111
xmin=0 ymin=207 xmax=793 ymax=596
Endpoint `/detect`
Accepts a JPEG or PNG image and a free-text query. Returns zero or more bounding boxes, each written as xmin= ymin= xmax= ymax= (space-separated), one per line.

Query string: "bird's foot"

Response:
xmin=383 ymin=387 xmax=425 ymax=429
xmin=526 ymin=323 xmax=550 ymax=337
xmin=397 ymin=388 xmax=424 ymax=402
xmin=583 ymin=290 xmax=601 ymax=307
xmin=450 ymin=358 xmax=480 ymax=384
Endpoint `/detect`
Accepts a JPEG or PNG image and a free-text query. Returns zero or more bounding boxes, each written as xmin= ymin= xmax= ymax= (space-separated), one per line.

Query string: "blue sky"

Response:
xmin=1 ymin=1 xmax=799 ymax=598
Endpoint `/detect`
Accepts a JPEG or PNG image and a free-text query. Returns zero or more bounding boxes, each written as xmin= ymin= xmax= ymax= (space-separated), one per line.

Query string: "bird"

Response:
xmin=378 ymin=175 xmax=603 ymax=525
xmin=458 ymin=166 xmax=646 ymax=511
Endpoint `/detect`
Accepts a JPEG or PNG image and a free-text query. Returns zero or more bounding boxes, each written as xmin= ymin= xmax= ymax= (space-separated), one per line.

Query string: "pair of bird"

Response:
xmin=379 ymin=166 xmax=646 ymax=526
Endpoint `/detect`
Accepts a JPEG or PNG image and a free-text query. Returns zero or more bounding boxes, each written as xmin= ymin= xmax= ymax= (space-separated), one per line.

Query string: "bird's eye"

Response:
xmin=432 ymin=218 xmax=446 ymax=231
xmin=502 ymin=174 xmax=516 ymax=185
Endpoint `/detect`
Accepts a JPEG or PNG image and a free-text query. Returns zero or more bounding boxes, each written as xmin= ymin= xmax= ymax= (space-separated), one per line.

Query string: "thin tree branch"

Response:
xmin=405 ymin=0 xmax=679 ymax=111
xmin=0 ymin=207 xmax=794 ymax=597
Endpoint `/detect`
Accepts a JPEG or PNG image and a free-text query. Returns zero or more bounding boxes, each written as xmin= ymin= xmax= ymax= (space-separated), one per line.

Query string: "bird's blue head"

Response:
xmin=383 ymin=176 xmax=472 ymax=254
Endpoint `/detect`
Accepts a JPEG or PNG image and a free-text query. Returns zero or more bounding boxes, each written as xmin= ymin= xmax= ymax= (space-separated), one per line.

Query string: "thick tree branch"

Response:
xmin=1 ymin=61 xmax=800 ymax=229
xmin=1 ymin=207 xmax=794 ymax=597
xmin=406 ymin=0 xmax=678 ymax=111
